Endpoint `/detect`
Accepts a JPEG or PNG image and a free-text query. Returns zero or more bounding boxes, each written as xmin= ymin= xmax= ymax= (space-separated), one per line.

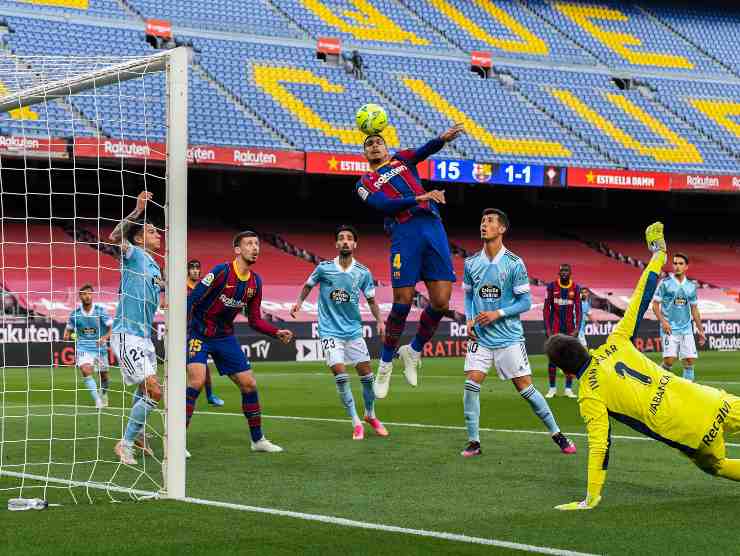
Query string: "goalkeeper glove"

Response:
xmin=645 ymin=222 xmax=666 ymax=254
xmin=554 ymin=494 xmax=602 ymax=511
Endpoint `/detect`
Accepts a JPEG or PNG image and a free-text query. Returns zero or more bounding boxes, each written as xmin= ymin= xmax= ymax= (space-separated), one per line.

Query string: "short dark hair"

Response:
xmin=673 ymin=253 xmax=689 ymax=264
xmin=79 ymin=283 xmax=94 ymax=293
xmin=482 ymin=208 xmax=509 ymax=230
xmin=363 ymin=134 xmax=385 ymax=148
xmin=187 ymin=259 xmax=201 ymax=269
xmin=233 ymin=230 xmax=258 ymax=248
xmin=126 ymin=220 xmax=145 ymax=245
xmin=544 ymin=334 xmax=590 ymax=375
xmin=336 ymin=224 xmax=359 ymax=242
xmin=560 ymin=263 xmax=571 ymax=270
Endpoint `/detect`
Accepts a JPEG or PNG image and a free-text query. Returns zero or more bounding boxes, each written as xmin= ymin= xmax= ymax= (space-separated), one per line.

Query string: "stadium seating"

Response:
xmin=3 ymin=0 xmax=131 ymax=20
xmin=1 ymin=3 xmax=738 ymax=171
xmin=125 ymin=0 xmax=304 ymax=38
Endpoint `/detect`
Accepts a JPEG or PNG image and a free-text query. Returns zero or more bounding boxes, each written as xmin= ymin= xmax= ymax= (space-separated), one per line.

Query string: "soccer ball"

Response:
xmin=356 ymin=103 xmax=388 ymax=135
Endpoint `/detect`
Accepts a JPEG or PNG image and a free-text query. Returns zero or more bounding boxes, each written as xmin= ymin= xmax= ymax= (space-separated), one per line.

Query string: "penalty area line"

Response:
xmin=180 ymin=495 xmax=600 ymax=556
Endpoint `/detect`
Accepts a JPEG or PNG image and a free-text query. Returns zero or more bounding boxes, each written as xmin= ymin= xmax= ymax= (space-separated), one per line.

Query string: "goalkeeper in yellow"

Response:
xmin=545 ymin=222 xmax=740 ymax=510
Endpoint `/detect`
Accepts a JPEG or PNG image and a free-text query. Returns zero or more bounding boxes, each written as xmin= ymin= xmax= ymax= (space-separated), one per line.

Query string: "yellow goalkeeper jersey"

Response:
xmin=577 ymin=251 xmax=729 ymax=497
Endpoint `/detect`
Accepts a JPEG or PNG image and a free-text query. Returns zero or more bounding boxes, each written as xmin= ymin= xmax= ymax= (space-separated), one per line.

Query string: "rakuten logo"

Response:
xmin=187 ymin=146 xmax=215 ymax=162
xmin=686 ymin=175 xmax=719 ymax=189
xmin=0 ymin=136 xmax=40 ymax=150
xmin=104 ymin=140 xmax=150 ymax=157
xmin=233 ymin=149 xmax=277 ymax=166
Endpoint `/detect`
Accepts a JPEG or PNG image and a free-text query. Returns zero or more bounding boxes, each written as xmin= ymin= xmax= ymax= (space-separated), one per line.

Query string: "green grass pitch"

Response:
xmin=3 ymin=352 xmax=740 ymax=555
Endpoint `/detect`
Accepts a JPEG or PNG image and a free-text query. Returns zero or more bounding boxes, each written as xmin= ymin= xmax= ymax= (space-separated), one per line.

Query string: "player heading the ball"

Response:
xmin=356 ymin=124 xmax=464 ymax=399
xmin=291 ymin=225 xmax=388 ymax=440
xmin=547 ymin=223 xmax=740 ymax=511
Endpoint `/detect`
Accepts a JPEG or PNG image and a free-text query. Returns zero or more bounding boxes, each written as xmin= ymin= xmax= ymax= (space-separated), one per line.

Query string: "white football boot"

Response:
xmin=398 ymin=345 xmax=421 ymax=387
xmin=373 ymin=360 xmax=393 ymax=399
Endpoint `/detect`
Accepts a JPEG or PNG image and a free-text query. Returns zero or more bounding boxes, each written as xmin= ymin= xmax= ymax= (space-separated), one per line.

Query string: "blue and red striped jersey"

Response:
xmin=188 ymin=260 xmax=278 ymax=339
xmin=543 ymin=280 xmax=582 ymax=336
xmin=355 ymin=138 xmax=445 ymax=229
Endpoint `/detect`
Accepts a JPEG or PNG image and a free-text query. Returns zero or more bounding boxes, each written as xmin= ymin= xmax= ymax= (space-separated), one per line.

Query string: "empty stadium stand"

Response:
xmin=0 ymin=1 xmax=737 ymax=171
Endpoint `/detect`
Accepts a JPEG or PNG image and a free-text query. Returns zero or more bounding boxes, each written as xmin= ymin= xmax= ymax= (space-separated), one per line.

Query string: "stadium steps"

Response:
xmin=113 ymin=0 xmax=144 ymax=22
xmin=190 ymin=62 xmax=296 ymax=149
xmin=641 ymin=86 xmax=740 ymax=167
xmin=516 ymin=0 xmax=609 ymax=69
xmin=498 ymin=70 xmax=623 ymax=168
xmin=637 ymin=3 xmax=740 ymax=80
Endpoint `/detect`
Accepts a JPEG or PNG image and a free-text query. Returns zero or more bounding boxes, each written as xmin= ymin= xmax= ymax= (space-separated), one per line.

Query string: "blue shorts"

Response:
xmin=390 ymin=214 xmax=456 ymax=288
xmin=187 ymin=333 xmax=251 ymax=375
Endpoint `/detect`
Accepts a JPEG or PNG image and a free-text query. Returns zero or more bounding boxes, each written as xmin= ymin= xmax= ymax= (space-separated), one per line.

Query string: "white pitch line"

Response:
xmin=3 ymin=404 xmax=740 ymax=448
xmin=181 ymin=496 xmax=599 ymax=556
xmin=1 ymin=469 xmax=598 ymax=555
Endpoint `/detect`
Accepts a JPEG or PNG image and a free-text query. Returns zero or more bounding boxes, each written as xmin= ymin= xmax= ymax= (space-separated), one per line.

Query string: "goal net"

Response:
xmin=0 ymin=48 xmax=188 ymax=505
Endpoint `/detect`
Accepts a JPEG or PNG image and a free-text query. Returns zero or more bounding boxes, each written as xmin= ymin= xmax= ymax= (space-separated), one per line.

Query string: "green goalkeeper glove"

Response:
xmin=645 ymin=222 xmax=666 ymax=254
xmin=554 ymin=494 xmax=602 ymax=511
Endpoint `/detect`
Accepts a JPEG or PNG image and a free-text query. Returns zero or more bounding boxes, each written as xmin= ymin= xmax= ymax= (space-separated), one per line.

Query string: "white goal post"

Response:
xmin=0 ymin=46 xmax=189 ymax=501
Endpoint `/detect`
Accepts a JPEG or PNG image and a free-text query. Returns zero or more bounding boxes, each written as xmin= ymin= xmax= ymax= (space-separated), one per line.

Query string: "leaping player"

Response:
xmin=356 ymin=124 xmax=464 ymax=398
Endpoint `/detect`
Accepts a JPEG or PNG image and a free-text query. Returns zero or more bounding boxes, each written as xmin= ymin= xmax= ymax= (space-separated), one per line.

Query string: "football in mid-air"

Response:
xmin=356 ymin=103 xmax=388 ymax=135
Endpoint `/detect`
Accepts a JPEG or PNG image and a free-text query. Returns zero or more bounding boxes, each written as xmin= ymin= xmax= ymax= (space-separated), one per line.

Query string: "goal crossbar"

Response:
xmin=0 ymin=49 xmax=186 ymax=112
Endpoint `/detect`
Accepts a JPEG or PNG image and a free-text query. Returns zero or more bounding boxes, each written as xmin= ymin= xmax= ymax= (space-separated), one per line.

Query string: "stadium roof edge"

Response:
xmin=1 ymin=5 xmax=740 ymax=86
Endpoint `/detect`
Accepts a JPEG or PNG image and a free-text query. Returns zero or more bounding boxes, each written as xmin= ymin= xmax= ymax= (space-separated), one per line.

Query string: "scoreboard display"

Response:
xmin=430 ymin=158 xmax=565 ymax=187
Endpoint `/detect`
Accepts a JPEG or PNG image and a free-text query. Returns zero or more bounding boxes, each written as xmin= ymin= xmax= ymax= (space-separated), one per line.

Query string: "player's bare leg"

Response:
xmin=229 ymin=370 xmax=282 ymax=453
xmin=79 ymin=362 xmax=103 ymax=409
xmin=330 ymin=362 xmax=363 ymax=439
xmin=682 ymin=356 xmax=696 ymax=382
xmin=356 ymin=361 xmax=388 ymax=437
xmin=116 ymin=375 xmax=161 ymax=465
xmin=511 ymin=375 xmax=576 ymax=454
xmin=462 ymin=370 xmax=484 ymax=457
xmin=398 ymin=280 xmax=452 ymax=387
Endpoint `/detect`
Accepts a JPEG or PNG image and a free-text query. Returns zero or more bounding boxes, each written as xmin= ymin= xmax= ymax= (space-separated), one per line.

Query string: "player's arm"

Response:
xmin=555 ymin=398 xmax=609 ymax=510
xmin=63 ymin=314 xmax=74 ymax=342
xmin=361 ymin=271 xmax=385 ymax=338
xmin=291 ymin=266 xmax=321 ymax=318
xmin=187 ymin=264 xmax=226 ymax=316
xmin=356 ymin=180 xmax=445 ymax=215
xmin=109 ymin=191 xmax=151 ymax=254
xmin=396 ymin=124 xmax=464 ymax=165
xmin=611 ymin=223 xmax=667 ymax=341
xmin=248 ymin=277 xmax=293 ymax=344
xmin=475 ymin=260 xmax=531 ymax=326
xmin=690 ymin=289 xmax=706 ymax=345
xmin=572 ymin=286 xmax=583 ymax=336
xmin=462 ymin=261 xmax=477 ymax=340
xmin=651 ymin=281 xmax=671 ymax=335
xmin=98 ymin=312 xmax=113 ymax=346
